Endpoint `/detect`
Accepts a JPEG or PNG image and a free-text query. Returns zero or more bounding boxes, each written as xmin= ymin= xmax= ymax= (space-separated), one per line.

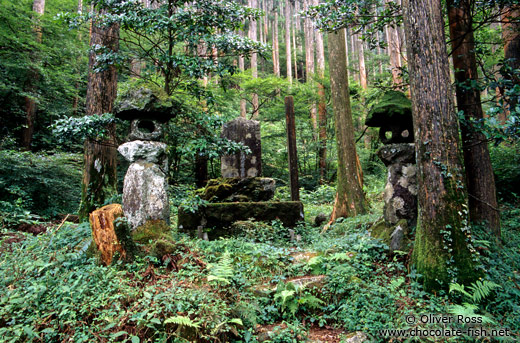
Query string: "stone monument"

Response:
xmin=221 ymin=117 xmax=262 ymax=178
xmin=366 ymin=91 xmax=417 ymax=251
xmin=116 ymin=99 xmax=175 ymax=230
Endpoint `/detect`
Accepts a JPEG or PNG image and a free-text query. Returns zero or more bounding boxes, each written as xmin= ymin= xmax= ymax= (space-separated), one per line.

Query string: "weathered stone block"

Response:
xmin=370 ymin=218 xmax=411 ymax=252
xmin=199 ymin=177 xmax=276 ymax=202
xmin=378 ymin=143 xmax=417 ymax=226
xmin=178 ymin=201 xmax=304 ymax=238
xmin=122 ymin=161 xmax=170 ymax=229
xmin=221 ymin=117 xmax=262 ymax=178
xmin=118 ymin=140 xmax=167 ymax=164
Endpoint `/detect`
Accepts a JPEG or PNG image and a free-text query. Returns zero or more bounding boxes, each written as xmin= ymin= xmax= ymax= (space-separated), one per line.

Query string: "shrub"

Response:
xmin=0 ymin=150 xmax=82 ymax=221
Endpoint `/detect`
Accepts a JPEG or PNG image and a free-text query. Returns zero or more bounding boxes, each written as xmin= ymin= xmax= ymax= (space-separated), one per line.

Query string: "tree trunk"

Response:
xmin=403 ymin=0 xmax=477 ymax=291
xmin=358 ymin=34 xmax=368 ymax=90
xmin=21 ymin=0 xmax=46 ymax=151
xmin=79 ymin=4 xmax=120 ymax=221
xmin=328 ymin=29 xmax=367 ymax=221
xmin=238 ymin=29 xmax=247 ymax=118
xmin=285 ymin=0 xmax=292 ymax=84
xmin=501 ymin=5 xmax=520 ymax=120
xmin=385 ymin=0 xmax=403 ymax=87
xmin=249 ymin=0 xmax=259 ymax=118
xmin=303 ymin=0 xmax=317 ymax=131
xmin=447 ymin=0 xmax=500 ymax=235
xmin=273 ymin=11 xmax=280 ymax=76
xmin=314 ymin=1 xmax=327 ymax=183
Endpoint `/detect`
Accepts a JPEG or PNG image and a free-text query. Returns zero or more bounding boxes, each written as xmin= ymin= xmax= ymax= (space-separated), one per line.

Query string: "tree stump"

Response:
xmin=89 ymin=204 xmax=126 ymax=265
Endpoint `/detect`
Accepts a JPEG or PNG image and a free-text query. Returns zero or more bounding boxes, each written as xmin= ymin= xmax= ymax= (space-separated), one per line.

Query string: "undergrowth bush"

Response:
xmin=0 ymin=150 xmax=82 ymax=222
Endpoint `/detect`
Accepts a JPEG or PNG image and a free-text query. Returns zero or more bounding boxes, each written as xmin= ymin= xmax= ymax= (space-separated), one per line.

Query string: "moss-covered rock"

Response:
xmin=131 ymin=219 xmax=179 ymax=258
xmin=199 ymin=177 xmax=276 ymax=202
xmin=370 ymin=219 xmax=411 ymax=252
xmin=178 ymin=201 xmax=304 ymax=238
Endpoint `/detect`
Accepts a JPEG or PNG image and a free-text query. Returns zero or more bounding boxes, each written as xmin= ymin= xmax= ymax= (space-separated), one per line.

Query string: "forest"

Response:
xmin=0 ymin=0 xmax=519 ymax=342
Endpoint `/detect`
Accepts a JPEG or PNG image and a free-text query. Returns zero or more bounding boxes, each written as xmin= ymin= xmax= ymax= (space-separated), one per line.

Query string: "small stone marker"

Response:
xmin=221 ymin=117 xmax=262 ymax=178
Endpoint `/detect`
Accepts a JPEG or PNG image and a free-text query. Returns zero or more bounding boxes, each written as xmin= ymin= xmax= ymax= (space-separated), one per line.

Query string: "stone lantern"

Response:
xmin=116 ymin=99 xmax=176 ymax=230
xmin=366 ymin=91 xmax=418 ymax=251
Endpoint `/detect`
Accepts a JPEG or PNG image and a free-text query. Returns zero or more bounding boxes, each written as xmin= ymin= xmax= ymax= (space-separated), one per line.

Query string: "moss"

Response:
xmin=178 ymin=201 xmax=305 ymax=238
xmin=131 ymin=219 xmax=178 ymax=258
xmin=199 ymin=177 xmax=275 ymax=202
xmin=365 ymin=91 xmax=412 ymax=127
xmin=370 ymin=219 xmax=411 ymax=251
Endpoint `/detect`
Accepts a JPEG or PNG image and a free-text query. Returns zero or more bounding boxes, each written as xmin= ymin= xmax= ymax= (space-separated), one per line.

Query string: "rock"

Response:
xmin=178 ymin=201 xmax=304 ymax=238
xmin=286 ymin=275 xmax=326 ymax=289
xmin=370 ymin=219 xmax=410 ymax=252
xmin=342 ymin=332 xmax=369 ymax=343
xmin=378 ymin=144 xmax=417 ymax=226
xmin=313 ymin=213 xmax=328 ymax=227
xmin=122 ymin=161 xmax=170 ymax=230
xmin=89 ymin=204 xmax=126 ymax=265
xmin=128 ymin=119 xmax=164 ymax=141
xmin=290 ymin=251 xmax=319 ymax=264
xmin=200 ymin=177 xmax=276 ymax=202
xmin=221 ymin=118 xmax=262 ymax=178
xmin=118 ymin=140 xmax=167 ymax=164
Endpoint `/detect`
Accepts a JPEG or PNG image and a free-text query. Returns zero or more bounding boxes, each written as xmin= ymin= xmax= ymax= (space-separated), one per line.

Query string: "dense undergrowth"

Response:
xmin=1 ymin=195 xmax=518 ymax=342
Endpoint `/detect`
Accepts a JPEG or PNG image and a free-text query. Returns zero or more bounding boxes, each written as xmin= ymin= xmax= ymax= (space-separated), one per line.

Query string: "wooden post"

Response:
xmin=285 ymin=96 xmax=299 ymax=201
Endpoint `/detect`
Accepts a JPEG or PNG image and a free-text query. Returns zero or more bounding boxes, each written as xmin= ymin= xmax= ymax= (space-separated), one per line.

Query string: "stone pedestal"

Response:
xmin=118 ymin=140 xmax=170 ymax=230
xmin=377 ymin=143 xmax=417 ymax=226
xmin=221 ymin=118 xmax=262 ymax=178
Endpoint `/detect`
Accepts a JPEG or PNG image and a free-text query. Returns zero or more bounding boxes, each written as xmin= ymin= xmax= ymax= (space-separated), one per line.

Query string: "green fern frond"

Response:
xmin=207 ymin=250 xmax=234 ymax=285
xmin=467 ymin=280 xmax=501 ymax=303
xmin=164 ymin=315 xmax=201 ymax=328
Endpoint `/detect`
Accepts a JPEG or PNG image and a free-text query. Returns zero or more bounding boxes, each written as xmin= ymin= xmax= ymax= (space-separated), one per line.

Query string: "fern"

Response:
xmin=448 ymin=280 xmax=501 ymax=326
xmin=164 ymin=315 xmax=201 ymax=328
xmin=207 ymin=250 xmax=234 ymax=285
xmin=449 ymin=280 xmax=501 ymax=303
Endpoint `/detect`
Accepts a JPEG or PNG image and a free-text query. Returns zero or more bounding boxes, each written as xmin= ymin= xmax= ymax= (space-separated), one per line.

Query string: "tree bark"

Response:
xmin=272 ymin=11 xmax=280 ymax=77
xmin=79 ymin=3 xmax=120 ymax=221
xmin=328 ymin=29 xmax=366 ymax=221
xmin=238 ymin=29 xmax=247 ymax=118
xmin=403 ymin=0 xmax=477 ymax=291
xmin=447 ymin=0 xmax=500 ymax=235
xmin=358 ymin=34 xmax=368 ymax=90
xmin=501 ymin=5 xmax=520 ymax=120
xmin=314 ymin=1 xmax=327 ymax=183
xmin=386 ymin=0 xmax=403 ymax=87
xmin=249 ymin=0 xmax=259 ymax=118
xmin=303 ymin=0 xmax=317 ymax=131
xmin=21 ymin=0 xmax=46 ymax=150
xmin=285 ymin=0 xmax=292 ymax=84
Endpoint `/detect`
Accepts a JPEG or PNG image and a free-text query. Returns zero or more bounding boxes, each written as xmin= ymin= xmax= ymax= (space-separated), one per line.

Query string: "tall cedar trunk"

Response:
xmin=79 ymin=5 xmax=119 ymax=221
xmin=328 ymin=29 xmax=367 ymax=221
xmin=249 ymin=0 xmax=259 ymax=118
xmin=72 ymin=0 xmax=84 ymax=117
xmin=403 ymin=0 xmax=476 ymax=291
xmin=386 ymin=0 xmax=402 ymax=87
xmin=263 ymin=0 xmax=268 ymax=45
xmin=292 ymin=22 xmax=298 ymax=80
xmin=358 ymin=34 xmax=368 ymax=90
xmin=501 ymin=5 xmax=520 ymax=120
xmin=314 ymin=0 xmax=327 ymax=183
xmin=447 ymin=0 xmax=500 ymax=235
xmin=303 ymin=0 xmax=317 ymax=132
xmin=21 ymin=0 xmax=46 ymax=150
xmin=285 ymin=0 xmax=292 ymax=84
xmin=273 ymin=12 xmax=280 ymax=76
xmin=238 ymin=29 xmax=247 ymax=118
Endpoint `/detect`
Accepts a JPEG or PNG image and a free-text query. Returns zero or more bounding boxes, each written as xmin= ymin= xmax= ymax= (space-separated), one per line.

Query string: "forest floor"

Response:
xmin=1 ymin=196 xmax=519 ymax=342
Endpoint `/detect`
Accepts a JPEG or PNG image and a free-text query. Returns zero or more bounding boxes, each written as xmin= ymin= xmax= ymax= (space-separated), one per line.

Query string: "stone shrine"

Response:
xmin=178 ymin=116 xmax=304 ymax=239
xmin=221 ymin=117 xmax=262 ymax=178
xmin=366 ymin=91 xmax=417 ymax=252
xmin=116 ymin=99 xmax=175 ymax=230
